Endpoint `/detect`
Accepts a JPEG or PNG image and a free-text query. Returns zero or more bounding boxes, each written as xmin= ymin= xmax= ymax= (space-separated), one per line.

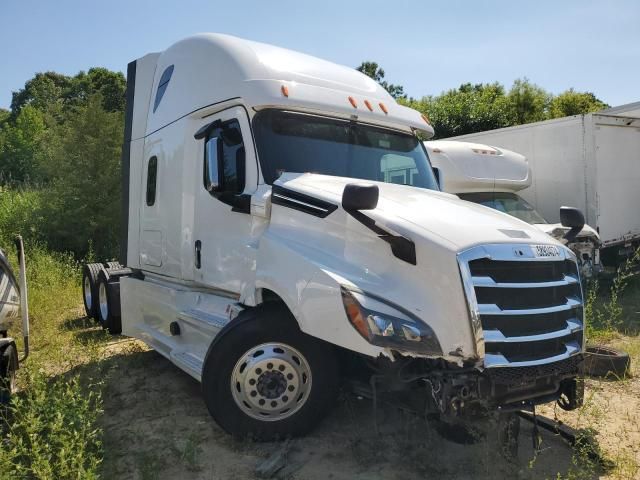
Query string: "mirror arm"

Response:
xmin=563 ymin=227 xmax=582 ymax=243
xmin=345 ymin=208 xmax=416 ymax=265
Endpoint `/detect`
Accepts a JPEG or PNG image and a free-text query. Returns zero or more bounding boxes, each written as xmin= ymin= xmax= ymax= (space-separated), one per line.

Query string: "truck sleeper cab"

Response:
xmin=82 ymin=34 xmax=585 ymax=439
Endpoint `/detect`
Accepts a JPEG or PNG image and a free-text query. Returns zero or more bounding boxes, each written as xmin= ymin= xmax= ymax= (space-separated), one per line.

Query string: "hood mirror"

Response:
xmin=560 ymin=206 xmax=585 ymax=242
xmin=342 ymin=183 xmax=379 ymax=211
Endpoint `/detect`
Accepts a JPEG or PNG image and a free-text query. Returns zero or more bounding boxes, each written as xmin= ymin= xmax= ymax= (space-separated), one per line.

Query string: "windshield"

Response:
xmin=253 ymin=110 xmax=439 ymax=190
xmin=458 ymin=192 xmax=547 ymax=224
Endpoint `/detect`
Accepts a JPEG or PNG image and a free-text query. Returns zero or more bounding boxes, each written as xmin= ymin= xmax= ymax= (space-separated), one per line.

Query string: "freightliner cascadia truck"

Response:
xmin=82 ymin=34 xmax=586 ymax=440
xmin=425 ymin=140 xmax=602 ymax=280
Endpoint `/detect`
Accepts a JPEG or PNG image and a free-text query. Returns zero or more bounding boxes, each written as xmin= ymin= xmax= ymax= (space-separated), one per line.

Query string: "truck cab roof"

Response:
xmin=137 ymin=33 xmax=433 ymax=138
xmin=425 ymin=140 xmax=531 ymax=193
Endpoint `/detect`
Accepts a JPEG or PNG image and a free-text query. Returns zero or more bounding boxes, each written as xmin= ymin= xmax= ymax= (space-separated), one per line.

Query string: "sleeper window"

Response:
xmin=146 ymin=156 xmax=158 ymax=206
xmin=153 ymin=65 xmax=174 ymax=113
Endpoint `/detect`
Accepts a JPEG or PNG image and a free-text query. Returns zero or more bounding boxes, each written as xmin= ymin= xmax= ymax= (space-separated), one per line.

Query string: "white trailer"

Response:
xmin=448 ymin=111 xmax=640 ymax=267
xmin=81 ymin=34 xmax=585 ymax=440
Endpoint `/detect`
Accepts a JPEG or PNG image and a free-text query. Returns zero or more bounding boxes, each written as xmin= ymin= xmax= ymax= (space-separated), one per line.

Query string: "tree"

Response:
xmin=42 ymin=94 xmax=124 ymax=258
xmin=356 ymin=61 xmax=406 ymax=99
xmin=10 ymin=68 xmax=126 ymax=118
xmin=548 ymin=89 xmax=608 ymax=118
xmin=506 ymin=78 xmax=550 ymax=125
xmin=402 ymin=82 xmax=512 ymax=138
xmin=10 ymin=72 xmax=73 ymax=117
xmin=0 ymin=105 xmax=46 ymax=184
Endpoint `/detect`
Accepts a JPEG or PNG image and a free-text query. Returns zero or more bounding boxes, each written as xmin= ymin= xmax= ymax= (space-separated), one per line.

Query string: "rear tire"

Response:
xmin=96 ymin=270 xmax=122 ymax=334
xmin=0 ymin=344 xmax=17 ymax=404
xmin=82 ymin=263 xmax=103 ymax=320
xmin=202 ymin=303 xmax=339 ymax=440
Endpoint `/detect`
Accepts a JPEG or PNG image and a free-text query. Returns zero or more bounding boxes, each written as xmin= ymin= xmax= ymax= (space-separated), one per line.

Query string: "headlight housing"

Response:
xmin=341 ymin=287 xmax=442 ymax=355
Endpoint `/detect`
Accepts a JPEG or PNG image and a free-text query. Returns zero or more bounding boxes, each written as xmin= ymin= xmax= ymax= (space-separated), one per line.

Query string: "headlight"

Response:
xmin=341 ymin=287 xmax=442 ymax=355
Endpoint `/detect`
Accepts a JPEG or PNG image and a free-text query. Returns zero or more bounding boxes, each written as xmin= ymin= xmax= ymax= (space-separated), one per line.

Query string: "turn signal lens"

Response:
xmin=421 ymin=114 xmax=431 ymax=124
xmin=364 ymin=100 xmax=373 ymax=111
xmin=342 ymin=289 xmax=368 ymax=339
xmin=348 ymin=96 xmax=358 ymax=108
xmin=281 ymin=85 xmax=289 ymax=97
xmin=379 ymin=102 xmax=388 ymax=114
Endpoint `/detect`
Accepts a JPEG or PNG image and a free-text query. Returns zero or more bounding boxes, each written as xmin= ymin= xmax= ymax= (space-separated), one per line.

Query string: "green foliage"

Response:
xmin=506 ymin=77 xmax=550 ymax=124
xmin=0 ymin=373 xmax=103 ymax=479
xmin=356 ymin=61 xmax=406 ymax=99
xmin=10 ymin=69 xmax=126 ymax=117
xmin=585 ymin=248 xmax=640 ymax=340
xmin=0 ymin=66 xmax=125 ymax=259
xmin=0 ymin=106 xmax=46 ymax=183
xmin=402 ymin=82 xmax=512 ymax=138
xmin=40 ymin=94 xmax=123 ymax=259
xmin=549 ymin=89 xmax=609 ymax=119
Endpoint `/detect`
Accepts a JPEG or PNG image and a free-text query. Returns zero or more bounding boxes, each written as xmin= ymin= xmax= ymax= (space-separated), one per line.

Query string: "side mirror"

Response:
xmin=432 ymin=167 xmax=441 ymax=189
xmin=560 ymin=206 xmax=585 ymax=242
xmin=342 ymin=183 xmax=379 ymax=211
xmin=205 ymin=136 xmax=222 ymax=192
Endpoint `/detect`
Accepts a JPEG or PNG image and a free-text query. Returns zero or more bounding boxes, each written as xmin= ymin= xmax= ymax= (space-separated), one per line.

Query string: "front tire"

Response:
xmin=202 ymin=303 xmax=339 ymax=440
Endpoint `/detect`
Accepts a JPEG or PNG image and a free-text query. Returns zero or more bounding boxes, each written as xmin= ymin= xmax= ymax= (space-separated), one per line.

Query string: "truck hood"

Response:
xmin=275 ymin=173 xmax=560 ymax=251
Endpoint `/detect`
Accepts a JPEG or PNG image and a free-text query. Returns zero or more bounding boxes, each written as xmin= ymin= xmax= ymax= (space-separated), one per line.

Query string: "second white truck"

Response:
xmin=425 ymin=140 xmax=602 ymax=279
xmin=82 ymin=33 xmax=585 ymax=440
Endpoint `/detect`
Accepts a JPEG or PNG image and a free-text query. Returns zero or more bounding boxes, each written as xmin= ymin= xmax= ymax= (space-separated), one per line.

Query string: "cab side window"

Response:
xmin=203 ymin=119 xmax=245 ymax=195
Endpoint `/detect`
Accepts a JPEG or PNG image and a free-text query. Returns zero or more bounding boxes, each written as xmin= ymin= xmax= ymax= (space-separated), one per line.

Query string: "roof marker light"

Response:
xmin=364 ymin=100 xmax=373 ymax=111
xmin=472 ymin=148 xmax=498 ymax=155
xmin=379 ymin=102 xmax=388 ymax=114
xmin=348 ymin=96 xmax=358 ymax=108
xmin=281 ymin=85 xmax=289 ymax=97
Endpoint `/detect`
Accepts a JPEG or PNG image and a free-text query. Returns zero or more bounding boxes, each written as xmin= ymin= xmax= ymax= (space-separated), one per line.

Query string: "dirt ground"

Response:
xmin=92 ymin=337 xmax=639 ymax=480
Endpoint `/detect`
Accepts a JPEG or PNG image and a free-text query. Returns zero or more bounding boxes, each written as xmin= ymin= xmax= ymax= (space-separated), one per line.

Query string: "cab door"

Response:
xmin=192 ymin=107 xmax=258 ymax=295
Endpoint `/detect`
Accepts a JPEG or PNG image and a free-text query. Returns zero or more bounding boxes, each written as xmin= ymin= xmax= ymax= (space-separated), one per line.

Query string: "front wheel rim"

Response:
xmin=84 ymin=276 xmax=92 ymax=310
xmin=231 ymin=342 xmax=312 ymax=421
xmin=99 ymin=282 xmax=108 ymax=321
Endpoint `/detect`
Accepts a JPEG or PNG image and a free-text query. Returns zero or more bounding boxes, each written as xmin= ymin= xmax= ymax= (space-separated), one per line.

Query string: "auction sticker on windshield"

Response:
xmin=533 ymin=245 xmax=561 ymax=258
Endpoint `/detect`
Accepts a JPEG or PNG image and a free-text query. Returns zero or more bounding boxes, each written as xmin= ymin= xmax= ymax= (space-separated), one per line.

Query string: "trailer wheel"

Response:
xmin=96 ymin=270 xmax=122 ymax=334
xmin=82 ymin=263 xmax=104 ymax=320
xmin=202 ymin=303 xmax=339 ymax=440
xmin=0 ymin=344 xmax=17 ymax=404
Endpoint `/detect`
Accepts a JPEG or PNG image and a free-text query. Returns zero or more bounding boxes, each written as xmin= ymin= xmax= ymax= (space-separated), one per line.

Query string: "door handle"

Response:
xmin=195 ymin=240 xmax=202 ymax=269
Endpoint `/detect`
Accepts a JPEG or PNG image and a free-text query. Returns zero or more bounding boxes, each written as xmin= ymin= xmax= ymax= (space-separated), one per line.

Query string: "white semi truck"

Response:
xmin=425 ymin=140 xmax=602 ymax=279
xmin=448 ymin=111 xmax=640 ymax=268
xmin=82 ymin=34 xmax=585 ymax=440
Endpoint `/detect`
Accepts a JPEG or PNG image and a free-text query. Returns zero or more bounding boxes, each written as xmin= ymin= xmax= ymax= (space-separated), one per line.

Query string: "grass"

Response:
xmin=0 ymin=241 xmax=108 ymax=479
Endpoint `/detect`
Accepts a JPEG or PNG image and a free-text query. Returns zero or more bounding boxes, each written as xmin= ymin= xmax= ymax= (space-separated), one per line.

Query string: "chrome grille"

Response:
xmin=458 ymin=244 xmax=584 ymax=368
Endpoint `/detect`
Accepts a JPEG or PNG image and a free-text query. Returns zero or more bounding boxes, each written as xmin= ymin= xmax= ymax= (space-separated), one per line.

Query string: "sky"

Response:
xmin=1 ymin=0 xmax=639 ymax=110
